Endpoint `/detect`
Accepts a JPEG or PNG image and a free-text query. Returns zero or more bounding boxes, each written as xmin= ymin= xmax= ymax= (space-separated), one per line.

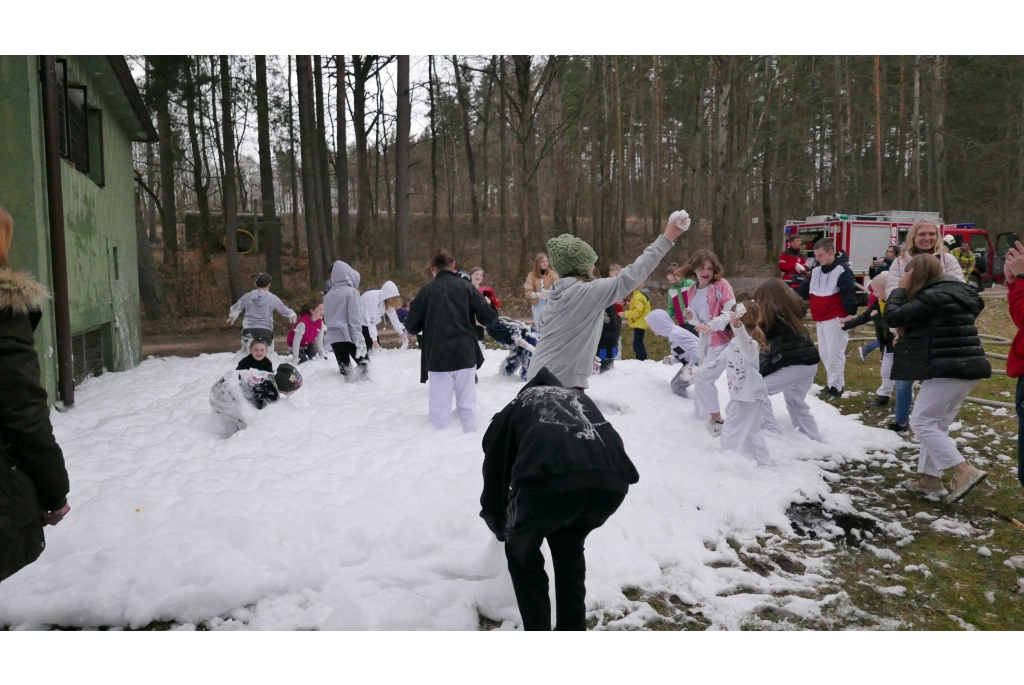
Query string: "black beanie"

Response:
xmin=275 ymin=363 xmax=302 ymax=392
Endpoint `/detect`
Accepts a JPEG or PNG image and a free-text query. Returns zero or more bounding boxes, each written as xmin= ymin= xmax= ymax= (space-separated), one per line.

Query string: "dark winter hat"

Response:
xmin=546 ymin=233 xmax=598 ymax=280
xmin=254 ymin=272 xmax=272 ymax=288
xmin=275 ymin=363 xmax=303 ymax=392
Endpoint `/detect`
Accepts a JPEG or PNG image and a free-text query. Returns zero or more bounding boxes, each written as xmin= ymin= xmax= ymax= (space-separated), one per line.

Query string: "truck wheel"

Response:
xmin=968 ymin=274 xmax=983 ymax=291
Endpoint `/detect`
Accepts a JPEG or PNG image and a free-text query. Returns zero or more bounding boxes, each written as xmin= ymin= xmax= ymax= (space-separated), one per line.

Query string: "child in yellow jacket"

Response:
xmin=624 ymin=283 xmax=652 ymax=361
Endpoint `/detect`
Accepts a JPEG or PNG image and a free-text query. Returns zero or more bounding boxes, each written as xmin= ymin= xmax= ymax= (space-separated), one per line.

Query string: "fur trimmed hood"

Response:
xmin=0 ymin=268 xmax=50 ymax=314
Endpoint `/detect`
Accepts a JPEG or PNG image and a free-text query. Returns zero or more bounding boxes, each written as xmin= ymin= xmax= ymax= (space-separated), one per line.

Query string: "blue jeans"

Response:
xmin=864 ymin=339 xmax=880 ymax=355
xmin=1016 ymin=376 xmax=1024 ymax=488
xmin=894 ymin=380 xmax=914 ymax=426
xmin=631 ymin=329 xmax=647 ymax=361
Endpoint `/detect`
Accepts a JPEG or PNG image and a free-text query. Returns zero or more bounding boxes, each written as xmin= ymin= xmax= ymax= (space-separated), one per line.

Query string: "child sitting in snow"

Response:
xmin=227 ymin=273 xmax=297 ymax=354
xmin=486 ymin=316 xmax=538 ymax=381
xmin=236 ymin=339 xmax=273 ymax=373
xmin=287 ymin=299 xmax=326 ymax=363
xmin=209 ymin=363 xmax=303 ymax=431
xmin=624 ymin=282 xmax=651 ymax=361
xmin=644 ymin=309 xmax=699 ymax=398
xmin=683 ymin=301 xmax=772 ymax=466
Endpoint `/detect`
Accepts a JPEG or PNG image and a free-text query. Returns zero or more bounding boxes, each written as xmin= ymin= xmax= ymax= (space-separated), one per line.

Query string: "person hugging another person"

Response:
xmin=884 ymin=254 xmax=990 ymax=503
xmin=323 ymin=260 xmax=369 ymax=380
xmin=227 ymin=273 xmax=296 ymax=354
xmin=682 ymin=301 xmax=772 ymax=466
xmin=209 ymin=364 xmax=303 ymax=433
xmin=524 ymin=253 xmax=559 ymax=334
xmin=287 ymin=299 xmax=326 ymax=364
xmin=796 ymin=238 xmax=858 ymax=399
xmin=361 ymin=280 xmax=408 ymax=353
xmin=526 ymin=211 xmax=691 ymax=391
xmin=678 ymin=249 xmax=736 ymax=436
xmin=754 ymin=279 xmax=823 ymax=443
xmin=405 ymin=249 xmax=498 ymax=432
xmin=624 ymin=281 xmax=651 ymax=361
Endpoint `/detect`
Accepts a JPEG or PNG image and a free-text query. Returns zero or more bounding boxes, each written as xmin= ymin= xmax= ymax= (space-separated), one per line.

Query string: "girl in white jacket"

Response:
xmin=684 ymin=301 xmax=772 ymax=466
xmin=360 ymin=280 xmax=409 ymax=352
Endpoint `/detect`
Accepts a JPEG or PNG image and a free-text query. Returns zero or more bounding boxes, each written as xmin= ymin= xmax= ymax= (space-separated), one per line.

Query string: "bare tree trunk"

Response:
xmin=313 ymin=55 xmax=335 ymax=263
xmin=612 ymin=55 xmax=625 ymax=263
xmin=480 ymin=57 xmax=496 ymax=270
xmin=288 ymin=55 xmax=300 ymax=254
xmin=135 ymin=190 xmax=171 ymax=320
xmin=874 ymin=55 xmax=884 ymax=211
xmin=712 ymin=55 xmax=732 ymax=263
xmin=296 ymin=55 xmax=325 ymax=289
xmin=428 ymin=55 xmax=440 ymax=247
xmin=498 ymin=56 xmax=508 ymax=276
xmin=351 ymin=55 xmax=378 ymax=256
xmin=144 ymin=58 xmax=157 ymax=244
xmin=219 ymin=55 xmax=244 ymax=303
xmin=155 ymin=86 xmax=178 ymax=269
xmin=255 ymin=55 xmax=281 ymax=287
xmin=395 ymin=55 xmax=411 ymax=277
xmin=552 ymin=69 xmax=567 ymax=235
xmin=763 ymin=118 xmax=775 ymax=261
xmin=452 ymin=56 xmax=481 ymax=244
xmin=913 ymin=55 xmax=922 ymax=209
xmin=183 ymin=58 xmax=211 ymax=265
xmin=933 ymin=55 xmax=947 ymax=216
xmin=896 ymin=57 xmax=906 ymax=208
xmin=335 ymin=55 xmax=351 ymax=261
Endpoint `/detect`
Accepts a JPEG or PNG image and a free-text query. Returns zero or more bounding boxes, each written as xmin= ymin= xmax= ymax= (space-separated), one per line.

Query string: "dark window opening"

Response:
xmin=67 ymin=85 xmax=89 ymax=173
xmin=112 ymin=246 xmax=119 ymax=280
xmin=71 ymin=328 xmax=104 ymax=386
xmin=87 ymin=107 xmax=105 ymax=187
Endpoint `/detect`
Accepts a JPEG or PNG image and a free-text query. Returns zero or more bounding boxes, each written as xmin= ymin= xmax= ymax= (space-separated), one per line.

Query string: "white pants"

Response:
xmin=531 ymin=300 xmax=547 ymax=334
xmin=760 ymin=364 xmax=823 ymax=442
xmin=909 ymin=377 xmax=976 ymax=477
xmin=816 ymin=318 xmax=849 ymax=390
xmin=694 ymin=343 xmax=729 ymax=420
xmin=722 ymin=398 xmax=773 ymax=466
xmin=428 ymin=368 xmax=478 ymax=432
xmin=878 ymin=351 xmax=895 ymax=397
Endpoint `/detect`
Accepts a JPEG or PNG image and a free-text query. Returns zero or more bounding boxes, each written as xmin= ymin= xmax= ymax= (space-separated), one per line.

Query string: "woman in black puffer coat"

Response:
xmin=0 ymin=208 xmax=71 ymax=582
xmin=754 ymin=279 xmax=823 ymax=442
xmin=884 ymin=254 xmax=990 ymax=504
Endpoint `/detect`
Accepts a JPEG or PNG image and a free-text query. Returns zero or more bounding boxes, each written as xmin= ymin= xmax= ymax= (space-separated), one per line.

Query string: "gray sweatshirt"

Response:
xmin=526 ymin=234 xmax=675 ymax=389
xmin=323 ymin=261 xmax=365 ymax=348
xmin=229 ymin=289 xmax=295 ymax=331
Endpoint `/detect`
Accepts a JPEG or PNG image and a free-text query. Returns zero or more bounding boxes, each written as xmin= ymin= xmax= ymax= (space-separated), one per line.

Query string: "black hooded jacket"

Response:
xmin=883 ymin=277 xmax=991 ymax=381
xmin=405 ymin=270 xmax=498 ymax=372
xmin=480 ymin=368 xmax=638 ymax=539
xmin=759 ymin=321 xmax=821 ymax=377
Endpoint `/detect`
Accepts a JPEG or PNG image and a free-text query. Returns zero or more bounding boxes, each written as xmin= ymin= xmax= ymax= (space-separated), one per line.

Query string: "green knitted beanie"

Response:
xmin=546 ymin=234 xmax=598 ymax=280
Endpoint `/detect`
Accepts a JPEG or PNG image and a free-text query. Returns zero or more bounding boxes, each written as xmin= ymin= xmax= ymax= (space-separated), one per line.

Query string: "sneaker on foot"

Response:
xmin=869 ymin=394 xmax=890 ymax=407
xmin=825 ymin=386 xmax=843 ymax=399
xmin=901 ymin=478 xmax=948 ymax=502
xmin=706 ymin=419 xmax=724 ymax=438
xmin=945 ymin=467 xmax=988 ymax=504
xmin=858 ymin=346 xmax=867 ymax=363
xmin=887 ymin=422 xmax=908 ymax=433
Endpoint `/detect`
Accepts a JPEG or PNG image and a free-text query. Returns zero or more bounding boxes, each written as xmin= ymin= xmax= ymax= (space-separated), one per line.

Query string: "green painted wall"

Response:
xmin=0 ymin=55 xmax=142 ymax=403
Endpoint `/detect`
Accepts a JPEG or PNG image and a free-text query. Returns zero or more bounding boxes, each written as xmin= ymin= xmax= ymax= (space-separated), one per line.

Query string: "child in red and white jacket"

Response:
xmin=796 ymin=238 xmax=858 ymax=398
xmin=1003 ymin=239 xmax=1024 ymax=489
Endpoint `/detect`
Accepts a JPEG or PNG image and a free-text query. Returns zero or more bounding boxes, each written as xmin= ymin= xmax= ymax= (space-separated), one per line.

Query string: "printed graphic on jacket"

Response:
xmin=518 ymin=385 xmax=607 ymax=442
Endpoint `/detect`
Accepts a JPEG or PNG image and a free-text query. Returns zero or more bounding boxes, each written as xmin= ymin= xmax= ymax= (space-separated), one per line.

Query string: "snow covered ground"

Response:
xmin=0 ymin=349 xmax=903 ymax=630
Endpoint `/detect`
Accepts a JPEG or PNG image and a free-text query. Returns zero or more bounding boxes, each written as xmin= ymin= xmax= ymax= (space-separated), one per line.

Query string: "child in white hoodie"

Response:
xmin=227 ymin=273 xmax=297 ymax=353
xmin=685 ymin=301 xmax=772 ymax=466
xmin=361 ymin=280 xmax=409 ymax=352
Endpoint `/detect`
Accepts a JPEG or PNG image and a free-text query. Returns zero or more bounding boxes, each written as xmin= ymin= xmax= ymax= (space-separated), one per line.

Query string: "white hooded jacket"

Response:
xmin=645 ymin=309 xmax=699 ymax=364
xmin=360 ymin=280 xmax=406 ymax=342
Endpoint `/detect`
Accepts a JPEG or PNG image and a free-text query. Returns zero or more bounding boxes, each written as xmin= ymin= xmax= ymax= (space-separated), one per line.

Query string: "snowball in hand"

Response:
xmin=733 ymin=302 xmax=747 ymax=319
xmin=668 ymin=210 xmax=691 ymax=233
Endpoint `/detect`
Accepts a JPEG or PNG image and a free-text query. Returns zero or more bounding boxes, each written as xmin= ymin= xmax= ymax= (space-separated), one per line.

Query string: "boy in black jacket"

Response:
xmin=481 ymin=367 xmax=639 ymax=630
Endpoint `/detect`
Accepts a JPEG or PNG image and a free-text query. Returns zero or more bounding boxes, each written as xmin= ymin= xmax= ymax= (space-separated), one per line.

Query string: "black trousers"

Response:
xmin=504 ymin=488 xmax=626 ymax=631
xmin=362 ymin=326 xmax=374 ymax=350
xmin=331 ymin=342 xmax=368 ymax=376
xmin=631 ymin=328 xmax=647 ymax=361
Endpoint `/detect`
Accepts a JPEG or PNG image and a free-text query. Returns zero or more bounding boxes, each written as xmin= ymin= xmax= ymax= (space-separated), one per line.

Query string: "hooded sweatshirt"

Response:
xmin=796 ymin=252 xmax=858 ymax=321
xmin=360 ymin=280 xmax=406 ymax=342
xmin=527 ymin=234 xmax=675 ymax=389
xmin=323 ymin=261 xmax=364 ymax=349
xmin=645 ymin=309 xmax=700 ymax=364
xmin=228 ymin=289 xmax=295 ymax=331
xmin=624 ymin=288 xmax=652 ymax=330
xmin=693 ymin=322 xmax=768 ymax=403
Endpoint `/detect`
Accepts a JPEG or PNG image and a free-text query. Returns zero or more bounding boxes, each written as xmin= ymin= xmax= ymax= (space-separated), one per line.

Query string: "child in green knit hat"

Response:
xmin=526 ymin=211 xmax=690 ymax=389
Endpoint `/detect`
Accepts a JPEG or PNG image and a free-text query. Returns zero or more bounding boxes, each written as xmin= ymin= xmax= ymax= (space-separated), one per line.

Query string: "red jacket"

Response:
xmin=779 ymin=248 xmax=807 ymax=285
xmin=1007 ymin=277 xmax=1024 ymax=378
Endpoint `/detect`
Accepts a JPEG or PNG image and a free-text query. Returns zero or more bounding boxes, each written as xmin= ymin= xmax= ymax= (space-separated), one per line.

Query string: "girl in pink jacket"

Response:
xmin=680 ymin=249 xmax=736 ymax=437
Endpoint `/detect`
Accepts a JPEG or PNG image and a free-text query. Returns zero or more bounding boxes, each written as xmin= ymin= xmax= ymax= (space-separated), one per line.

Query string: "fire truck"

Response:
xmin=783 ymin=210 xmax=1017 ymax=294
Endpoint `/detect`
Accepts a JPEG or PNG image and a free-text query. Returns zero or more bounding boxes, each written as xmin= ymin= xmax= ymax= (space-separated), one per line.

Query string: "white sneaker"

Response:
xmin=706 ymin=419 xmax=724 ymax=437
xmin=858 ymin=346 xmax=867 ymax=363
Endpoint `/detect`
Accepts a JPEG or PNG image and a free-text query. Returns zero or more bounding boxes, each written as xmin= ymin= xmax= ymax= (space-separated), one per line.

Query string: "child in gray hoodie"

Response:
xmin=526 ymin=211 xmax=691 ymax=390
xmin=323 ymin=261 xmax=369 ymax=379
xmin=227 ymin=273 xmax=297 ymax=353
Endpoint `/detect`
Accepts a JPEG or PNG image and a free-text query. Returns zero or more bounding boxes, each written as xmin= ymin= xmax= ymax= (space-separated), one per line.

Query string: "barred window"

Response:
xmin=67 ymin=85 xmax=89 ymax=174
xmin=71 ymin=328 xmax=104 ymax=386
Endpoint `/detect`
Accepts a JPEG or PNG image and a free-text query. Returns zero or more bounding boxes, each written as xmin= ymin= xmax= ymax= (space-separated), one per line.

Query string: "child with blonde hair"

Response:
xmin=843 ymin=272 xmax=895 ymax=406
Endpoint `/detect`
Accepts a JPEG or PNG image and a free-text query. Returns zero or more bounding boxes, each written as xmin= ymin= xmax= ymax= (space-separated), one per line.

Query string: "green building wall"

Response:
xmin=0 ymin=55 xmax=142 ymax=403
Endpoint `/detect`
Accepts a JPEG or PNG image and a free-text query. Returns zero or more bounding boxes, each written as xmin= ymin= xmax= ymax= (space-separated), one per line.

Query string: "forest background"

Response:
xmin=132 ymin=54 xmax=1024 ymax=321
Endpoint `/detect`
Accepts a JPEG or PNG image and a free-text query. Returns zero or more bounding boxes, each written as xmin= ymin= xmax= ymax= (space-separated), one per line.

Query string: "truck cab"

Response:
xmin=940 ymin=224 xmax=1017 ymax=290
